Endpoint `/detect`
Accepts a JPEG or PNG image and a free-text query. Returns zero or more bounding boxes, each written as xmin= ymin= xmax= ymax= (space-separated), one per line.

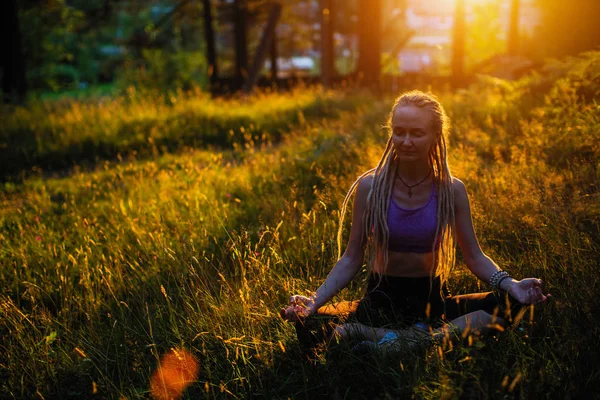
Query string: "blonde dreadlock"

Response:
xmin=336 ymin=90 xmax=456 ymax=296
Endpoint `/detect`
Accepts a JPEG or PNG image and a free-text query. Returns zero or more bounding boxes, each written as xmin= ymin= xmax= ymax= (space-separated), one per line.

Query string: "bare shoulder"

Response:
xmin=356 ymin=174 xmax=374 ymax=198
xmin=451 ymin=177 xmax=469 ymax=205
xmin=451 ymin=177 xmax=466 ymax=192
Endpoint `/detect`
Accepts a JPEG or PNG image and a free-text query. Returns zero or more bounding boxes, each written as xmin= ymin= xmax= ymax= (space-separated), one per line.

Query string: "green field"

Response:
xmin=1 ymin=52 xmax=599 ymax=399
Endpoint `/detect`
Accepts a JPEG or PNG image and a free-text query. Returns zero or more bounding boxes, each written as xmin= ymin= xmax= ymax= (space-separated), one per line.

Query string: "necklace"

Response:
xmin=396 ymin=169 xmax=432 ymax=198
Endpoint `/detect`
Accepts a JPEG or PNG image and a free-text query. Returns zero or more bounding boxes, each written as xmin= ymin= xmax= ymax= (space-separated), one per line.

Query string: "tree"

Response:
xmin=356 ymin=0 xmax=381 ymax=86
xmin=15 ymin=0 xmax=85 ymax=92
xmin=202 ymin=0 xmax=218 ymax=84
xmin=320 ymin=0 xmax=334 ymax=87
xmin=243 ymin=2 xmax=281 ymax=91
xmin=507 ymin=0 xmax=520 ymax=56
xmin=1 ymin=0 xmax=27 ymax=102
xmin=233 ymin=0 xmax=249 ymax=82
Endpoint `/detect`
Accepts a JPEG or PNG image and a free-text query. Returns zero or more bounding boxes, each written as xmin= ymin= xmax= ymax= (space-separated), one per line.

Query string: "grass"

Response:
xmin=0 ymin=85 xmax=363 ymax=181
xmin=1 ymin=52 xmax=599 ymax=399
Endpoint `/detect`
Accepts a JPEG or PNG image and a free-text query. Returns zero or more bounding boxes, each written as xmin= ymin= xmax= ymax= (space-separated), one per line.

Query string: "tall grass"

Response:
xmin=0 ymin=85 xmax=363 ymax=181
xmin=1 ymin=52 xmax=599 ymax=399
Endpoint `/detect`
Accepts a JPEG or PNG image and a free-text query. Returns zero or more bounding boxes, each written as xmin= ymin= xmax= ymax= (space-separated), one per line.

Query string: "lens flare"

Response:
xmin=150 ymin=348 xmax=199 ymax=400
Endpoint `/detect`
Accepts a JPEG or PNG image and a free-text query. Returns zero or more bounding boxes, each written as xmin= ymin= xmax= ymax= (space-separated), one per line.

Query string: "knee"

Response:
xmin=469 ymin=310 xmax=508 ymax=329
xmin=334 ymin=324 xmax=350 ymax=339
xmin=467 ymin=310 xmax=493 ymax=327
xmin=334 ymin=323 xmax=365 ymax=339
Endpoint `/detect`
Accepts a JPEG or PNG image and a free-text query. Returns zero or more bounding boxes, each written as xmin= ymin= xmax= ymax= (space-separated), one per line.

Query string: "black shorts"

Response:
xmin=352 ymin=273 xmax=524 ymax=329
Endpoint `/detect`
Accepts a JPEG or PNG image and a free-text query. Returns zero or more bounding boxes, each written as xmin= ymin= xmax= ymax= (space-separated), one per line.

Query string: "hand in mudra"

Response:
xmin=280 ymin=295 xmax=316 ymax=322
xmin=508 ymin=278 xmax=551 ymax=305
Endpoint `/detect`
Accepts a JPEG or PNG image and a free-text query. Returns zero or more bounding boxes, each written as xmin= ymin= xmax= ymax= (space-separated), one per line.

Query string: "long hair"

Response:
xmin=336 ymin=90 xmax=456 ymax=295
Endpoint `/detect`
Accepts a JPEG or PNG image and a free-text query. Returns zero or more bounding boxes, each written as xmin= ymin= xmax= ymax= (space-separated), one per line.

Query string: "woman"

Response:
xmin=280 ymin=90 xmax=551 ymax=350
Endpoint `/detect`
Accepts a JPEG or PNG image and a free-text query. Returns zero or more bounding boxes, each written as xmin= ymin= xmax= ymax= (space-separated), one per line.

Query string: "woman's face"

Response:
xmin=391 ymin=105 xmax=437 ymax=163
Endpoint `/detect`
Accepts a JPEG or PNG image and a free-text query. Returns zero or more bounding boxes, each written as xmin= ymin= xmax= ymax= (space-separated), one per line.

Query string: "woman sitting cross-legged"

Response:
xmin=280 ymin=90 xmax=551 ymax=353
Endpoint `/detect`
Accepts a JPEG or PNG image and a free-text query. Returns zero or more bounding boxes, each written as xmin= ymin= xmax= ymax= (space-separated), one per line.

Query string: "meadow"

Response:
xmin=0 ymin=52 xmax=599 ymax=399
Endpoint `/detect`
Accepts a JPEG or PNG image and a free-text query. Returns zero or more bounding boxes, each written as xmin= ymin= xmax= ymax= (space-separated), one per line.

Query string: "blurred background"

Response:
xmin=2 ymin=0 xmax=599 ymax=102
xmin=1 ymin=2 xmax=599 ymax=398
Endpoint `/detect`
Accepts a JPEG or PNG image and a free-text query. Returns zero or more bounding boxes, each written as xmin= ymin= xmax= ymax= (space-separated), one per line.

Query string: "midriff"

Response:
xmin=372 ymin=249 xmax=438 ymax=277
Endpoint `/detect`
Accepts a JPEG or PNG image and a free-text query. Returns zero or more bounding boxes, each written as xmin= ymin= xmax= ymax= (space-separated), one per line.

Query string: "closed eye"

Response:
xmin=393 ymin=128 xmax=425 ymax=136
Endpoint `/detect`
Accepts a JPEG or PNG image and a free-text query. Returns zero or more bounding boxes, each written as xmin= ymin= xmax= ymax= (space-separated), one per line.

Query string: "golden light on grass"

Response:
xmin=1 ymin=50 xmax=598 ymax=398
xmin=508 ymin=372 xmax=523 ymax=392
xmin=485 ymin=323 xmax=505 ymax=332
xmin=150 ymin=348 xmax=199 ymax=400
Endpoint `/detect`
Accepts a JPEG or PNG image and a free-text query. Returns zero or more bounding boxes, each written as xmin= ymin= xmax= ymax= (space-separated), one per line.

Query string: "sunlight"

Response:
xmin=3 ymin=0 xmax=599 ymax=397
xmin=436 ymin=0 xmax=498 ymax=6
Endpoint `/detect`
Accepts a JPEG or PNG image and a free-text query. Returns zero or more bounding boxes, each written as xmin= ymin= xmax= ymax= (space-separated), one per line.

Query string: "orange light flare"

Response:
xmin=150 ymin=348 xmax=199 ymax=400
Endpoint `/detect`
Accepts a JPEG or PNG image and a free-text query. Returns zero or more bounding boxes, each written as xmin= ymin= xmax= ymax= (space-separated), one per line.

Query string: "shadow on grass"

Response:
xmin=0 ymin=95 xmax=362 ymax=183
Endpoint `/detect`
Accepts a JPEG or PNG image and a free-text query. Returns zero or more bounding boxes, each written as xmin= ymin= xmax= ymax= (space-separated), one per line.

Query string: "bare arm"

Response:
xmin=454 ymin=178 xmax=550 ymax=304
xmin=453 ymin=178 xmax=516 ymax=291
xmin=282 ymin=175 xmax=372 ymax=320
xmin=309 ymin=175 xmax=372 ymax=310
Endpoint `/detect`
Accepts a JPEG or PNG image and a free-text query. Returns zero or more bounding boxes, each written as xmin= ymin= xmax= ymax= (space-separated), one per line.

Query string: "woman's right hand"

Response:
xmin=280 ymin=295 xmax=317 ymax=322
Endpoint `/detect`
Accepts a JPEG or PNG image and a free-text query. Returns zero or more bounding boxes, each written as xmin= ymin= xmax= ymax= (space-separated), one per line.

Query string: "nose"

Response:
xmin=400 ymin=132 xmax=412 ymax=146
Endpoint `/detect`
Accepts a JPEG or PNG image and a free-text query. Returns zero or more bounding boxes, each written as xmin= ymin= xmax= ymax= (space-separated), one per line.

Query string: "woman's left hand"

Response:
xmin=507 ymin=278 xmax=551 ymax=305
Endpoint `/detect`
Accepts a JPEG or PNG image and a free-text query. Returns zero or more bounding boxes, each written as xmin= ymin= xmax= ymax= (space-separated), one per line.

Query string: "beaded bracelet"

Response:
xmin=489 ymin=270 xmax=503 ymax=287
xmin=489 ymin=270 xmax=510 ymax=290
xmin=493 ymin=271 xmax=509 ymax=289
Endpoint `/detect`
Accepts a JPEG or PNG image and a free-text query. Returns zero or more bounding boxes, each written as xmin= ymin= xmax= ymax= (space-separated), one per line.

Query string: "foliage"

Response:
xmin=0 ymin=52 xmax=599 ymax=398
xmin=15 ymin=0 xmax=212 ymax=93
xmin=116 ymin=49 xmax=209 ymax=92
xmin=18 ymin=0 xmax=86 ymax=91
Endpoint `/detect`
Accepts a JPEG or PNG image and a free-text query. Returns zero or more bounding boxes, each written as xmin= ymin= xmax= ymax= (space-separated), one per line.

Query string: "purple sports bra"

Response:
xmin=388 ymin=183 xmax=441 ymax=253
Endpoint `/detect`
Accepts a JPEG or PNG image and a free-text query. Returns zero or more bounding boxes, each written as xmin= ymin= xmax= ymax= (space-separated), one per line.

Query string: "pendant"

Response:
xmin=408 ymin=187 xmax=412 ymax=198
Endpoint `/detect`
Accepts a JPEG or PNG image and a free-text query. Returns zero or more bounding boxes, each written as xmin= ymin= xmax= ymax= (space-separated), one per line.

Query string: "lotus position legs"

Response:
xmin=334 ymin=310 xmax=503 ymax=344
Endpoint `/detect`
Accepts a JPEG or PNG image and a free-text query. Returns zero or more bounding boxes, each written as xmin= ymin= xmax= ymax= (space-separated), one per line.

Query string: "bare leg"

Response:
xmin=431 ymin=309 xmax=506 ymax=339
xmin=334 ymin=310 xmax=505 ymax=347
xmin=333 ymin=322 xmax=398 ymax=342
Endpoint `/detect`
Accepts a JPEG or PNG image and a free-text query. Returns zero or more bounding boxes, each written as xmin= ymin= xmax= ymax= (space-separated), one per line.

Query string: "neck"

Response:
xmin=396 ymin=159 xmax=431 ymax=183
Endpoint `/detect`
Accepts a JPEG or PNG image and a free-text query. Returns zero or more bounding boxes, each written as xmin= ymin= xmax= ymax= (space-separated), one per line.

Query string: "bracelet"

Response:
xmin=489 ymin=270 xmax=503 ymax=287
xmin=494 ymin=271 xmax=508 ymax=289
xmin=489 ymin=270 xmax=510 ymax=290
xmin=496 ymin=274 xmax=511 ymax=291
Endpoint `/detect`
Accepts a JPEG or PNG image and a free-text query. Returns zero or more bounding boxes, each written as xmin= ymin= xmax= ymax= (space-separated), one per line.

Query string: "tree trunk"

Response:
xmin=357 ymin=0 xmax=381 ymax=87
xmin=243 ymin=3 xmax=281 ymax=92
xmin=1 ymin=0 xmax=27 ymax=103
xmin=452 ymin=0 xmax=466 ymax=85
xmin=507 ymin=0 xmax=520 ymax=56
xmin=233 ymin=0 xmax=248 ymax=86
xmin=320 ymin=0 xmax=335 ymax=88
xmin=202 ymin=0 xmax=218 ymax=85
xmin=270 ymin=23 xmax=278 ymax=80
